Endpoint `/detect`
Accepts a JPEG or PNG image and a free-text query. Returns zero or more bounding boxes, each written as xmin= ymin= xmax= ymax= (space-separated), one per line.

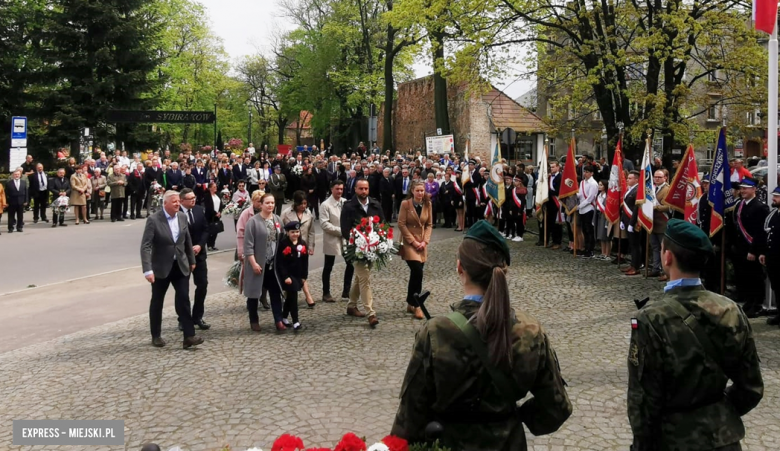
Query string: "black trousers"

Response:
xmin=33 ymin=190 xmax=48 ymax=221
xmin=580 ymin=211 xmax=595 ymax=254
xmin=307 ymin=193 xmax=320 ymax=219
xmin=405 ymin=260 xmax=425 ymax=306
xmin=629 ymin=229 xmax=642 ymax=269
xmin=442 ymin=200 xmax=455 ymax=227
xmin=122 ymin=194 xmax=129 ymax=217
xmin=110 ymin=198 xmax=123 ymax=220
xmin=7 ymin=204 xmax=23 ymax=231
xmin=282 ymin=290 xmax=300 ymax=323
xmin=191 ymin=258 xmax=208 ymax=323
xmin=733 ymin=248 xmax=765 ymax=311
xmin=273 ymin=197 xmax=283 ymax=216
xmin=543 ymin=203 xmax=562 ymax=244
xmin=149 ymin=264 xmax=195 ymax=338
xmin=322 ymin=254 xmax=354 ymax=296
xmin=130 ymin=191 xmax=145 ymax=218
xmin=766 ymin=259 xmax=780 ymax=309
xmin=382 ymin=197 xmax=394 ymax=224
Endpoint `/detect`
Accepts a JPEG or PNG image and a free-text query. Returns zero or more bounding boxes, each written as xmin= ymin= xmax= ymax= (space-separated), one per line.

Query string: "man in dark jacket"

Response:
xmin=314 ymin=160 xmax=330 ymax=219
xmin=5 ymin=169 xmax=28 ymax=232
xmin=128 ymin=165 xmax=146 ymax=219
xmin=49 ymin=168 xmax=71 ymax=227
xmin=621 ymin=171 xmax=641 ymax=276
xmin=379 ymin=168 xmax=395 ymax=223
xmin=179 ymin=188 xmax=211 ymax=330
xmin=340 ymin=179 xmax=384 ymax=327
xmin=166 ymin=162 xmax=184 ymax=191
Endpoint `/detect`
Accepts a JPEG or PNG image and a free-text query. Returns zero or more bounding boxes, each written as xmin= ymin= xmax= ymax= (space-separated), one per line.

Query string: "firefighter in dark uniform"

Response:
xmin=760 ymin=186 xmax=780 ymax=326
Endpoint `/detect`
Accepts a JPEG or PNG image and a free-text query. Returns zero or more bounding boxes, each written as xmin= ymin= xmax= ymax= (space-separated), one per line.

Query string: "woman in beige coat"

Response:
xmin=281 ymin=190 xmax=316 ymax=307
xmin=398 ymin=180 xmax=433 ymax=319
xmin=70 ymin=165 xmax=90 ymax=224
xmin=0 ymin=181 xmax=7 ymax=234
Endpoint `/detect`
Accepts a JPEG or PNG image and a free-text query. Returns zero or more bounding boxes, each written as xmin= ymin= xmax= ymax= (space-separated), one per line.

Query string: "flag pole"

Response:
xmin=721 ymin=231 xmax=726 ymax=295
xmin=571 ymin=128 xmax=577 ymax=258
xmin=617 ymin=122 xmax=625 ymax=268
xmin=645 ymin=232 xmax=651 ymax=278
xmin=765 ymin=23 xmax=778 ymax=312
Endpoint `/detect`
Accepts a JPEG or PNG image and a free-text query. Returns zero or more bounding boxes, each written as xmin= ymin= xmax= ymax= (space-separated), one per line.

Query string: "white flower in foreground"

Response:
xmin=246 ymin=448 xmax=264 ymax=451
xmin=367 ymin=443 xmax=389 ymax=451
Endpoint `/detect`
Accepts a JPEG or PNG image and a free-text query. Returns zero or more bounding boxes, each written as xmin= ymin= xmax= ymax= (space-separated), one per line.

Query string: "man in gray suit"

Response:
xmin=140 ymin=190 xmax=202 ymax=349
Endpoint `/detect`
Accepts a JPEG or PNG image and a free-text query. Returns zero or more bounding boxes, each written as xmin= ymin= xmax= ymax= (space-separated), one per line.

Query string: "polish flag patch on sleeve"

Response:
xmin=631 ymin=318 xmax=639 ymax=330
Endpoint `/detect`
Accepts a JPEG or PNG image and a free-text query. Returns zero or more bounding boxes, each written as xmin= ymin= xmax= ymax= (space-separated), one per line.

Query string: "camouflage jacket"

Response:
xmin=391 ymin=299 xmax=572 ymax=451
xmin=627 ymin=285 xmax=763 ymax=451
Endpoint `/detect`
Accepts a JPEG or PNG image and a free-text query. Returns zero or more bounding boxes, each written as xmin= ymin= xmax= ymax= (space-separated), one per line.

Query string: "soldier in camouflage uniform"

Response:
xmin=628 ymin=219 xmax=763 ymax=451
xmin=391 ymin=220 xmax=572 ymax=450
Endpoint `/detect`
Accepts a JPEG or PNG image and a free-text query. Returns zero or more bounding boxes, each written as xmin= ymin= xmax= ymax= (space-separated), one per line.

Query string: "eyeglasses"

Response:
xmin=183 ymin=197 xmax=196 ymax=201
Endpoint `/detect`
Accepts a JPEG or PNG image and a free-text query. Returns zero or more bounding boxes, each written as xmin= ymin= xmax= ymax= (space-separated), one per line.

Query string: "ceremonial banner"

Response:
xmin=461 ymin=140 xmax=471 ymax=185
xmin=535 ymin=143 xmax=549 ymax=216
xmin=605 ymin=137 xmax=626 ymax=224
xmin=754 ymin=0 xmax=779 ymax=34
xmin=708 ymin=127 xmax=737 ymax=236
xmin=485 ymin=135 xmax=505 ymax=208
xmin=558 ymin=137 xmax=579 ymax=214
xmin=664 ymin=144 xmax=701 ymax=224
xmin=636 ymin=136 xmax=655 ymax=232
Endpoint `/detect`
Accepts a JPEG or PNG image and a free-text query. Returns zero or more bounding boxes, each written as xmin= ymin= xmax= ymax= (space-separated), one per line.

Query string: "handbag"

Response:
xmin=209 ymin=221 xmax=225 ymax=234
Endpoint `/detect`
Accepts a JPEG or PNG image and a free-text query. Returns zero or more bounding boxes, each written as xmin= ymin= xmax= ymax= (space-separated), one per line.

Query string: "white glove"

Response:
xmin=628 ymin=225 xmax=634 ymax=233
xmin=620 ymin=222 xmax=625 ymax=231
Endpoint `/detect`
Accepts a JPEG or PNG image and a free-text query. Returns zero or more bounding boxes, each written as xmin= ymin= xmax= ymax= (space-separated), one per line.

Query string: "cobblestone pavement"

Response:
xmin=2 ymin=235 xmax=779 ymax=450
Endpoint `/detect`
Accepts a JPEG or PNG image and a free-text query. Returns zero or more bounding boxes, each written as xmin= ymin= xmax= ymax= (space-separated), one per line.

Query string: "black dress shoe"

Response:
xmin=152 ymin=337 xmax=166 ymax=347
xmin=130 ymin=215 xmax=135 ymax=220
xmin=43 ymin=219 xmax=49 ymax=223
xmin=118 ymin=218 xmax=125 ymax=222
xmin=17 ymin=229 xmax=23 ymax=232
xmin=59 ymin=223 xmax=66 ymax=227
xmin=51 ymin=224 xmax=57 ymax=228
xmin=195 ymin=320 xmax=211 ymax=330
xmin=7 ymin=230 xmax=13 ymax=233
xmin=183 ymin=335 xmax=204 ymax=349
xmin=33 ymin=220 xmax=38 ymax=224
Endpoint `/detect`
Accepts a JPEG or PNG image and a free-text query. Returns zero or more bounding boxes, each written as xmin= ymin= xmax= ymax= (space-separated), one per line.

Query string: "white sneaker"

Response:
xmin=293 ymin=322 xmax=302 ymax=331
xmin=281 ymin=318 xmax=292 ymax=326
xmin=513 ymin=236 xmax=523 ymax=242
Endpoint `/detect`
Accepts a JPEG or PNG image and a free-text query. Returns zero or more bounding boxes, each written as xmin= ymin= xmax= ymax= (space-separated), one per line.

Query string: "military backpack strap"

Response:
xmin=446 ymin=312 xmax=520 ymax=402
xmin=663 ymin=298 xmax=727 ymax=373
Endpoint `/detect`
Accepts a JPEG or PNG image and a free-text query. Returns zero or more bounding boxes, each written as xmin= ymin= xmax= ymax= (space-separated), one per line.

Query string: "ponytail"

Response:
xmin=458 ymin=240 xmax=513 ymax=369
xmin=475 ymin=266 xmax=513 ymax=369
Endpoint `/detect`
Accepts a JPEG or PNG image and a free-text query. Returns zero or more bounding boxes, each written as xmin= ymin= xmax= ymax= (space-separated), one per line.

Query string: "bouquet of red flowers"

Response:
xmin=342 ymin=216 xmax=397 ymax=271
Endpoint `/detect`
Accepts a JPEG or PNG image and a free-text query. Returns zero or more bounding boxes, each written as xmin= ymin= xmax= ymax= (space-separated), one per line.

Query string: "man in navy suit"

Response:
xmin=218 ymin=165 xmax=233 ymax=191
xmin=345 ymin=170 xmax=357 ymax=200
xmin=179 ymin=188 xmax=212 ymax=330
xmin=233 ymin=157 xmax=249 ymax=184
xmin=166 ymin=162 xmax=184 ymax=191
xmin=5 ymin=168 xmax=28 ymax=232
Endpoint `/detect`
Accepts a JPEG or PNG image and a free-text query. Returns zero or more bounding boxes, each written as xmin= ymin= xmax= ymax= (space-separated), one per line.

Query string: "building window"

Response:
xmin=707 ymin=104 xmax=718 ymax=121
xmin=593 ymin=109 xmax=603 ymax=121
xmin=708 ymin=70 xmax=720 ymax=82
xmin=548 ymin=140 xmax=556 ymax=157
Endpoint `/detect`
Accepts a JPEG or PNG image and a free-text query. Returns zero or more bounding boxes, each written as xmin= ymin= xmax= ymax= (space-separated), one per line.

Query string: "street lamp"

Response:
xmin=247 ymin=103 xmax=253 ymax=146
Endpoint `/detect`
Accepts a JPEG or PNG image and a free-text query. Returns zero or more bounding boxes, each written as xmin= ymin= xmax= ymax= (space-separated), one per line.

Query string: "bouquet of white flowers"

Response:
xmin=222 ymin=198 xmax=249 ymax=217
xmin=52 ymin=195 xmax=69 ymax=214
xmin=342 ymin=215 xmax=397 ymax=271
xmin=149 ymin=181 xmax=164 ymax=213
xmin=291 ymin=164 xmax=303 ymax=176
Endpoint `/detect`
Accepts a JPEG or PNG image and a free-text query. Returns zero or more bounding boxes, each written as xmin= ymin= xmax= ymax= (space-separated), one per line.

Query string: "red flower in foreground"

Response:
xmin=334 ymin=432 xmax=366 ymax=451
xmin=388 ymin=228 xmax=394 ymax=239
xmin=361 ymin=217 xmax=368 ymax=225
xmin=300 ymin=245 xmax=307 ymax=254
xmin=272 ymin=434 xmax=305 ymax=451
xmin=372 ymin=215 xmax=380 ymax=223
xmin=305 ymin=449 xmax=332 ymax=451
xmin=380 ymin=436 xmax=408 ymax=451
xmin=283 ymin=246 xmax=292 ymax=256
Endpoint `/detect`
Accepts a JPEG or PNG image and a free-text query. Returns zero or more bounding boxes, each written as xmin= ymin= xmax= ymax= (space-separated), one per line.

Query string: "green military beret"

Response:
xmin=464 ymin=220 xmax=511 ymax=265
xmin=664 ymin=219 xmax=713 ymax=254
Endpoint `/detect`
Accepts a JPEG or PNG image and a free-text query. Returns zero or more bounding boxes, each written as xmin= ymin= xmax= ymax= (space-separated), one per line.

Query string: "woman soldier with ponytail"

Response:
xmin=391 ymin=220 xmax=572 ymax=450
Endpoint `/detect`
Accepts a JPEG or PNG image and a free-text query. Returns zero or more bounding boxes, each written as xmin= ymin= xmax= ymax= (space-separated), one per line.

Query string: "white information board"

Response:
xmin=9 ymin=148 xmax=27 ymax=171
xmin=425 ymin=134 xmax=454 ymax=155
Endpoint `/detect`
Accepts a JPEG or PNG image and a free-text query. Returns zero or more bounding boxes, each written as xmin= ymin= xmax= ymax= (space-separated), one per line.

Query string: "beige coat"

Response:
xmin=653 ymin=183 xmax=672 ymax=234
xmin=0 ymin=182 xmax=7 ymax=212
xmin=281 ymin=208 xmax=316 ymax=252
xmin=70 ymin=173 xmax=89 ymax=206
xmin=319 ymin=195 xmax=346 ymax=256
xmin=398 ymin=198 xmax=433 ymax=262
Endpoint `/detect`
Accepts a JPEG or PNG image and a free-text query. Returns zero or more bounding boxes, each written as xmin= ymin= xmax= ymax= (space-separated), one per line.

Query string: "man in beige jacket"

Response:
xmin=319 ymin=179 xmax=353 ymax=302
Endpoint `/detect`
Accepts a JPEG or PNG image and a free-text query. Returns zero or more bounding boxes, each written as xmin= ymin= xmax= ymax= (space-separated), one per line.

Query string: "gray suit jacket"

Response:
xmin=140 ymin=210 xmax=196 ymax=279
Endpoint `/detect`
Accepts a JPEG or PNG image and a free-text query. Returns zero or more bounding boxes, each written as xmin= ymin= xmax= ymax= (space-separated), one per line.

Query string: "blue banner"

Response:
xmin=707 ymin=127 xmax=736 ymax=236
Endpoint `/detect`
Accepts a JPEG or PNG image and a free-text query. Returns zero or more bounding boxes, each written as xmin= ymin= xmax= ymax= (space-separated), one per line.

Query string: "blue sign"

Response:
xmin=11 ymin=116 xmax=27 ymax=140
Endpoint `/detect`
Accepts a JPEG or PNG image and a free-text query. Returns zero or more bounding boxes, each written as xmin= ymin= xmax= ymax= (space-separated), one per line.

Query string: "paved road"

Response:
xmin=1 ymin=234 xmax=778 ymax=450
xmin=0 ymin=206 xmax=464 ymax=353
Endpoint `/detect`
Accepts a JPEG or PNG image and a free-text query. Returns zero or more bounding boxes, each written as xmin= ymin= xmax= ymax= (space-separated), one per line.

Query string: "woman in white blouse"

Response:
xmin=204 ymin=182 xmax=225 ymax=251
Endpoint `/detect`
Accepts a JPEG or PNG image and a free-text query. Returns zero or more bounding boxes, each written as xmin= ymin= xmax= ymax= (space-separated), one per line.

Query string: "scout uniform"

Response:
xmin=392 ymin=221 xmax=572 ymax=450
xmin=277 ymin=221 xmax=309 ymax=331
xmin=627 ymin=220 xmax=764 ymax=451
xmin=762 ymin=187 xmax=780 ymax=326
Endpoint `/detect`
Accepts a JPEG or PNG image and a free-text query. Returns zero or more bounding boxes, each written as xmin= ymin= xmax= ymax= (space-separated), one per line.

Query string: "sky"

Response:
xmin=197 ymin=0 xmax=534 ymax=100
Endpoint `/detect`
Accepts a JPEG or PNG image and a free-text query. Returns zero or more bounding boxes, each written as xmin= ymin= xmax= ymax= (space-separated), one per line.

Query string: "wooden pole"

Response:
xmin=720 ymin=231 xmax=726 ymax=295
xmin=644 ymin=230 xmax=651 ymax=278
xmin=573 ymin=211 xmax=578 ymax=257
xmin=617 ymin=224 xmax=622 ymax=267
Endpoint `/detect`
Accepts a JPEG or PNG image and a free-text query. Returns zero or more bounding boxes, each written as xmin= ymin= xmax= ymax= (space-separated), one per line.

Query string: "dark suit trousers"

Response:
xmin=191 ymin=258 xmax=209 ymax=322
xmin=322 ymin=254 xmax=353 ymax=296
xmin=282 ymin=290 xmax=300 ymax=323
xmin=543 ymin=202 xmax=562 ymax=244
xmin=580 ymin=211 xmax=595 ymax=253
xmin=733 ymin=247 xmax=766 ymax=310
xmin=33 ymin=190 xmax=48 ymax=221
xmin=149 ymin=263 xmax=195 ymax=338
xmin=7 ymin=204 xmax=23 ymax=231
xmin=629 ymin=230 xmax=642 ymax=270
xmin=130 ymin=191 xmax=144 ymax=217
xmin=111 ymin=198 xmax=123 ymax=221
xmin=382 ymin=197 xmax=394 ymax=224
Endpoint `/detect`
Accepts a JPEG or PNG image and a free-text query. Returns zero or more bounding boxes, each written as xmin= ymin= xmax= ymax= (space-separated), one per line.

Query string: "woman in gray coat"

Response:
xmin=243 ymin=192 xmax=287 ymax=332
